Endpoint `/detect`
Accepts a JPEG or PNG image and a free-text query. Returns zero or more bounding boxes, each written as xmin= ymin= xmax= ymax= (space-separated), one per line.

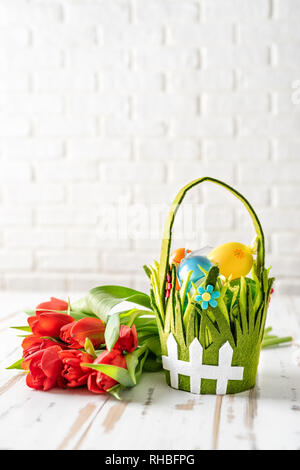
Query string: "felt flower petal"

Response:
xmin=195 ymin=295 xmax=202 ymax=302
xmin=206 ymin=284 xmax=214 ymax=294
xmin=202 ymin=301 xmax=208 ymax=310
xmin=209 ymin=299 xmax=218 ymax=308
xmin=197 ymin=286 xmax=205 ymax=294
xmin=211 ymin=290 xmax=220 ymax=299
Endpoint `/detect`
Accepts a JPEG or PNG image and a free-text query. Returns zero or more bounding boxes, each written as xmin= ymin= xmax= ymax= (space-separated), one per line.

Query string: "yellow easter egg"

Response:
xmin=207 ymin=242 xmax=254 ymax=280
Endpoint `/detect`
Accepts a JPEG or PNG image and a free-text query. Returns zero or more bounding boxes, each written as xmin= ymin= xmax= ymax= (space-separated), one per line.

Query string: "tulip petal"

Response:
xmin=70 ymin=317 xmax=105 ymax=347
xmin=30 ymin=312 xmax=74 ymax=337
xmin=41 ymin=346 xmax=63 ymax=379
xmin=36 ymin=297 xmax=68 ymax=314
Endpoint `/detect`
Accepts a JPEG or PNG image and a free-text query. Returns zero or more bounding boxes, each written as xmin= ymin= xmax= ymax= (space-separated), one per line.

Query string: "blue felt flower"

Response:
xmin=195 ymin=284 xmax=220 ymax=310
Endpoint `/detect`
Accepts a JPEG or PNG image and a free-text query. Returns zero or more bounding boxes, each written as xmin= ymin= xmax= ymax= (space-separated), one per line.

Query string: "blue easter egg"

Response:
xmin=177 ymin=255 xmax=214 ymax=291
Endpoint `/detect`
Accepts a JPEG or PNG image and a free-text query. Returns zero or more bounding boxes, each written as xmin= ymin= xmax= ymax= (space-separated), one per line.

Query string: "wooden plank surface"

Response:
xmin=0 ymin=292 xmax=299 ymax=450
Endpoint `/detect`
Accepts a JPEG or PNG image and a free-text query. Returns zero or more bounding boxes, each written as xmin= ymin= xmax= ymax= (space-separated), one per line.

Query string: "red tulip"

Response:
xmin=58 ymin=350 xmax=94 ymax=388
xmin=28 ymin=297 xmax=74 ymax=338
xmin=68 ymin=317 xmax=105 ymax=348
xmin=22 ymin=335 xmax=61 ymax=358
xmin=59 ymin=323 xmax=82 ymax=349
xmin=22 ymin=345 xmax=64 ymax=391
xmin=113 ymin=325 xmax=138 ymax=353
xmin=87 ymin=350 xmax=127 ymax=394
xmin=37 ymin=297 xmax=69 ymax=314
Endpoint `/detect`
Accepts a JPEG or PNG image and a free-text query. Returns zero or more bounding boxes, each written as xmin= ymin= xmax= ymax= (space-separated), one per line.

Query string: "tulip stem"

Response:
xmin=262 ymin=336 xmax=293 ymax=348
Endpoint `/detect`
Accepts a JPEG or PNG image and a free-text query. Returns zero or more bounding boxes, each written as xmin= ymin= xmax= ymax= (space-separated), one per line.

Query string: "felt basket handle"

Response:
xmin=158 ymin=177 xmax=265 ymax=298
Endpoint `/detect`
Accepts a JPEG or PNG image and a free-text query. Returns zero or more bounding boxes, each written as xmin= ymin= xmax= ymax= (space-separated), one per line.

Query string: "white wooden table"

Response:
xmin=0 ymin=292 xmax=299 ymax=450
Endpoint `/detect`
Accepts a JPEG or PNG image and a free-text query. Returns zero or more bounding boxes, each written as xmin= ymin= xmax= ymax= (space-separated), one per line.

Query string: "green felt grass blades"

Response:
xmin=146 ymin=177 xmax=274 ymax=395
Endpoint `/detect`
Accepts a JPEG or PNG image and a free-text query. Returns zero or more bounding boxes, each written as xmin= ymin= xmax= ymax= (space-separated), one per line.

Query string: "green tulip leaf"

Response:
xmin=24 ymin=310 xmax=35 ymax=316
xmin=125 ymin=346 xmax=148 ymax=384
xmin=142 ymin=336 xmax=161 ymax=356
xmin=70 ymin=296 xmax=95 ymax=315
xmin=119 ymin=309 xmax=154 ymax=327
xmin=143 ymin=355 xmax=162 ymax=372
xmin=125 ymin=352 xmax=139 ymax=384
xmin=73 ymin=286 xmax=151 ymax=323
xmin=107 ymin=384 xmax=123 ymax=400
xmin=71 ymin=310 xmax=98 ymax=321
xmin=10 ymin=326 xmax=31 ymax=332
xmin=82 ymin=363 xmax=135 ymax=388
xmin=104 ymin=312 xmax=120 ymax=351
xmin=84 ymin=337 xmax=97 ymax=358
xmin=6 ymin=358 xmax=24 ymax=370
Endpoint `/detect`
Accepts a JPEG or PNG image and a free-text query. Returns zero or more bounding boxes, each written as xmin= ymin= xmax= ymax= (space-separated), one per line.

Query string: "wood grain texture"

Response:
xmin=212 ymin=395 xmax=223 ymax=450
xmin=0 ymin=293 xmax=299 ymax=450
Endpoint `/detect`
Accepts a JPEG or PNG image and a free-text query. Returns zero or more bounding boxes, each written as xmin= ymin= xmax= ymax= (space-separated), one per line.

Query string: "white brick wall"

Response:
xmin=0 ymin=0 xmax=299 ymax=295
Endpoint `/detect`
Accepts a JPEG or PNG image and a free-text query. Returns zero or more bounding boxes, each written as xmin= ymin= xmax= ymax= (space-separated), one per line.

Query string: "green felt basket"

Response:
xmin=147 ymin=177 xmax=274 ymax=395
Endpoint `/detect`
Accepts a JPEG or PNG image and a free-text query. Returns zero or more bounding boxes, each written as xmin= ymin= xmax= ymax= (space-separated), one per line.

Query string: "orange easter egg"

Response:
xmin=169 ymin=248 xmax=191 ymax=266
xmin=169 ymin=248 xmax=191 ymax=290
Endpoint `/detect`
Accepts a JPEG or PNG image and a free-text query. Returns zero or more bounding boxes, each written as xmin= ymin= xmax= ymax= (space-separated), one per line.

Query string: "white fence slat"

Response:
xmin=162 ymin=333 xmax=244 ymax=395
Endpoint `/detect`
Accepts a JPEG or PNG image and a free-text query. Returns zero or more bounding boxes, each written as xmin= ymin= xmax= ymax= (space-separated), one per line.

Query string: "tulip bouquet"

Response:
xmin=7 ymin=286 xmax=162 ymax=398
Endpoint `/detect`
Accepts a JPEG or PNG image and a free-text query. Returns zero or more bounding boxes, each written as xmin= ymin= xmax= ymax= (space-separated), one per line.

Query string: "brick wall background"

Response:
xmin=0 ymin=0 xmax=300 ymax=295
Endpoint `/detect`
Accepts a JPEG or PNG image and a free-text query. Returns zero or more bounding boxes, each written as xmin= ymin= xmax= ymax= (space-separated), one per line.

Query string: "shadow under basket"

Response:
xmin=147 ymin=177 xmax=274 ymax=395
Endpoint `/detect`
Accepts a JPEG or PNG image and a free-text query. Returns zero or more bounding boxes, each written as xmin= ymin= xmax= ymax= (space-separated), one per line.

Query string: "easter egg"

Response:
xmin=207 ymin=242 xmax=253 ymax=280
xmin=169 ymin=248 xmax=191 ymax=290
xmin=169 ymin=248 xmax=191 ymax=266
xmin=177 ymin=254 xmax=214 ymax=291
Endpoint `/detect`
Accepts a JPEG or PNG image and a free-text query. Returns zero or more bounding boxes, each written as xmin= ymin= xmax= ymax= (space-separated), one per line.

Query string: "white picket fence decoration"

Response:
xmin=162 ymin=333 xmax=244 ymax=395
